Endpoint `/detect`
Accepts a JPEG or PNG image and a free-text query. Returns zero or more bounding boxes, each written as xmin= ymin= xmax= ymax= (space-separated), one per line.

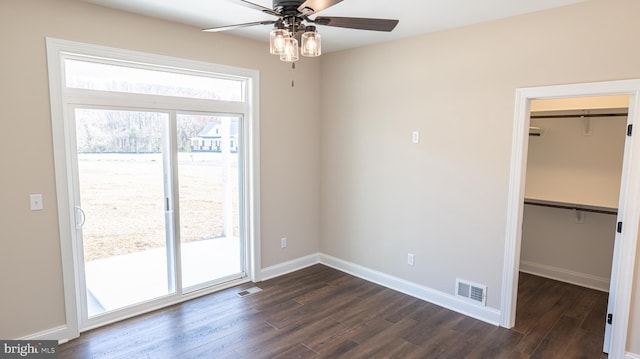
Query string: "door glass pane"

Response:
xmin=75 ymin=109 xmax=173 ymax=317
xmin=177 ymin=114 xmax=242 ymax=289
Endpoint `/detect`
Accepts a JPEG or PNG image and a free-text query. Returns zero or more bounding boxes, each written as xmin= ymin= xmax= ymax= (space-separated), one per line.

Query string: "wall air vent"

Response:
xmin=456 ymin=279 xmax=487 ymax=306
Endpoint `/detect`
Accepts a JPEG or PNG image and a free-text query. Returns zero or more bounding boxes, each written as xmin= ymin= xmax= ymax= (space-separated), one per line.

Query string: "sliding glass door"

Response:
xmin=47 ymin=42 xmax=259 ymax=335
xmin=71 ymin=108 xmax=245 ymax=328
xmin=73 ymin=108 xmax=174 ymax=320
xmin=177 ymin=114 xmax=243 ymax=291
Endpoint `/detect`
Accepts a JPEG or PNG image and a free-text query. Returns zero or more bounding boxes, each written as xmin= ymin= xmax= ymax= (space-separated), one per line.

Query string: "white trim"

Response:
xmin=500 ymin=89 xmax=530 ymax=329
xmin=260 ymin=253 xmax=321 ymax=280
xmin=18 ymin=277 xmax=251 ymax=343
xmin=26 ymin=252 xmax=511 ymax=343
xmin=46 ymin=38 xmax=81 ymax=343
xmin=626 ymin=352 xmax=640 ymax=359
xmin=502 ymin=79 xmax=640 ymax=359
xmin=612 ymin=91 xmax=640 ymax=356
xmin=519 ymin=261 xmax=610 ymax=292
xmin=246 ymin=70 xmax=261 ymax=283
xmin=46 ymin=37 xmax=261 ymax=338
xmin=19 ymin=325 xmax=69 ymax=344
xmin=48 ymin=38 xmax=253 ymax=81
xmin=261 ymin=253 xmax=502 ymax=325
xmin=79 ymin=277 xmax=250 ymax=333
xmin=320 ymin=254 xmax=501 ymax=325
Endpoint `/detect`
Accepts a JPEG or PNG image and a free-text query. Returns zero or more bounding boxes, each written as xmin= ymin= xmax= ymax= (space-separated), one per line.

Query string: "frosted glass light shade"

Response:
xmin=301 ymin=31 xmax=321 ymax=57
xmin=280 ymin=37 xmax=299 ymax=62
xmin=270 ymin=29 xmax=288 ymax=55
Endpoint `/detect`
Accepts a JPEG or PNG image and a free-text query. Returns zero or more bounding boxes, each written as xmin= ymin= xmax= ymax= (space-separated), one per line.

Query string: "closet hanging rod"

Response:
xmin=524 ymin=200 xmax=618 ymax=215
xmin=530 ymin=113 xmax=627 ymax=119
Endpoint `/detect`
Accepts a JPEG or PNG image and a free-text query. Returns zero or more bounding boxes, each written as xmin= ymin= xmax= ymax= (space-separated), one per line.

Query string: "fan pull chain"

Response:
xmin=291 ymin=62 xmax=295 ymax=88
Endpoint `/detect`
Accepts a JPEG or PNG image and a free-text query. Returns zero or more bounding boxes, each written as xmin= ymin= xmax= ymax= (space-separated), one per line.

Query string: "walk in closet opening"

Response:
xmin=518 ymin=95 xmax=630 ymax=355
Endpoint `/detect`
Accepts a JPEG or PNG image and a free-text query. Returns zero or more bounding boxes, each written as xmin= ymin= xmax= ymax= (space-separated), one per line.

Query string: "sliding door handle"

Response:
xmin=75 ymin=206 xmax=86 ymax=229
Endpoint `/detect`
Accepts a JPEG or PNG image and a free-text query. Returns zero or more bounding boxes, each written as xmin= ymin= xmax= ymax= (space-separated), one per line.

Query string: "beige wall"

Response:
xmin=3 ymin=0 xmax=640 ymax=354
xmin=0 ymin=0 xmax=320 ymax=339
xmin=526 ymin=115 xmax=626 ymax=207
xmin=319 ymin=0 xmax=640 ymax=354
xmin=521 ymin=205 xmax=617 ymax=288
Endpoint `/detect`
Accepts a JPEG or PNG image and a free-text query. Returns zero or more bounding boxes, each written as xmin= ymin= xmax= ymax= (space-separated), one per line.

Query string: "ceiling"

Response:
xmin=81 ymin=0 xmax=587 ymax=53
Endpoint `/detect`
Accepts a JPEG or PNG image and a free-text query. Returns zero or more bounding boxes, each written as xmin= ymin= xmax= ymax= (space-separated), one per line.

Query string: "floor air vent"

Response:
xmin=236 ymin=287 xmax=262 ymax=297
xmin=456 ymin=279 xmax=487 ymax=306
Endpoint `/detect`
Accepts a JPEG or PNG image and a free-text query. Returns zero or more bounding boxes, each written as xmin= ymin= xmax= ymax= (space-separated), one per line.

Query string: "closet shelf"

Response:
xmin=524 ymin=198 xmax=618 ymax=215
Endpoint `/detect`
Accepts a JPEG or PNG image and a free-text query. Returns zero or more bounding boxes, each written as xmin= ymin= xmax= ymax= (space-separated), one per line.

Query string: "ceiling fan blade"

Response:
xmin=229 ymin=0 xmax=282 ymax=17
xmin=203 ymin=20 xmax=276 ymax=32
xmin=297 ymin=0 xmax=343 ymax=15
xmin=314 ymin=16 xmax=399 ymax=32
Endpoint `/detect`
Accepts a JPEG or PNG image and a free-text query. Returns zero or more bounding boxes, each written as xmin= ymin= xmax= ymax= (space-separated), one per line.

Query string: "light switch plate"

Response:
xmin=412 ymin=131 xmax=420 ymax=144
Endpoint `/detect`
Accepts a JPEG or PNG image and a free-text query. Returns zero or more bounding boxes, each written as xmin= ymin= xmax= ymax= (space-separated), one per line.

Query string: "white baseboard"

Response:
xmin=260 ymin=253 xmax=501 ymax=325
xmin=19 ymin=325 xmax=70 ymax=344
xmin=23 ymin=253 xmax=512 ymax=343
xmin=520 ymin=260 xmax=610 ymax=292
xmin=626 ymin=352 xmax=640 ymax=359
xmin=260 ymin=253 xmax=320 ymax=281
xmin=319 ymin=254 xmax=501 ymax=326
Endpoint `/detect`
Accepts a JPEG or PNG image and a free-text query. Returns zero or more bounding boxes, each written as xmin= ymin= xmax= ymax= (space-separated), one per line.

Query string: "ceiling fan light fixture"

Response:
xmin=203 ymin=0 xmax=399 ymax=65
xmin=301 ymin=26 xmax=321 ymax=57
xmin=269 ymin=28 xmax=289 ymax=55
xmin=280 ymin=36 xmax=299 ymax=62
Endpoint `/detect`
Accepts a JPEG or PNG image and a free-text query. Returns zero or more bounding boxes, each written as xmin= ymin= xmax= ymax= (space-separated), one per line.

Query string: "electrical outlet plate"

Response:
xmin=30 ymin=194 xmax=43 ymax=211
xmin=281 ymin=237 xmax=287 ymax=248
xmin=407 ymin=253 xmax=415 ymax=265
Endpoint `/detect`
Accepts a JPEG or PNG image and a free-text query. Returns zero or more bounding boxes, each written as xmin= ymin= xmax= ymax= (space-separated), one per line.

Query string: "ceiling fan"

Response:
xmin=203 ymin=0 xmax=399 ymax=62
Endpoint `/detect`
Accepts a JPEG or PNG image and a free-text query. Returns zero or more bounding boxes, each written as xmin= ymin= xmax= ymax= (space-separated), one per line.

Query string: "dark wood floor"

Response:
xmin=59 ymin=265 xmax=608 ymax=358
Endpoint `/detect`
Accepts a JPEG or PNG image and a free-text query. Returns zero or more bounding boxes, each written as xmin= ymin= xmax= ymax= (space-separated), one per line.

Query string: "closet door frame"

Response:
xmin=501 ymin=79 xmax=640 ymax=359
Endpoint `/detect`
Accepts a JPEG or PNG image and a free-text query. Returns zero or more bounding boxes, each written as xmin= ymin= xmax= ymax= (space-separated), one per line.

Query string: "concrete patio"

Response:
xmin=85 ymin=236 xmax=241 ymax=317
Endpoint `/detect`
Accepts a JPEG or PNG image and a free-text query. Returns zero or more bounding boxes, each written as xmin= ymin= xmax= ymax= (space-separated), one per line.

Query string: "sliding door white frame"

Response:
xmin=46 ymin=38 xmax=261 ymax=341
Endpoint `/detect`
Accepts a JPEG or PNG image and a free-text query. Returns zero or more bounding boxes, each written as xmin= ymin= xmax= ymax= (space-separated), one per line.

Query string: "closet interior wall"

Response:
xmin=521 ymin=107 xmax=628 ymax=292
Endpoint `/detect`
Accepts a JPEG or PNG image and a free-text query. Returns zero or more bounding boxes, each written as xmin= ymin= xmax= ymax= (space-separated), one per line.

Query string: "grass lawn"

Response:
xmin=78 ymin=152 xmax=239 ymax=262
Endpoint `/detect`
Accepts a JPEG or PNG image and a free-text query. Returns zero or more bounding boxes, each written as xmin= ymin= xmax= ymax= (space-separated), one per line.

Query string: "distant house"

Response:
xmin=190 ymin=121 xmax=239 ymax=153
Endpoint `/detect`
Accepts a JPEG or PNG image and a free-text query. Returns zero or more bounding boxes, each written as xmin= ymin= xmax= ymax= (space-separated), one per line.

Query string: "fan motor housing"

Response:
xmin=273 ymin=0 xmax=305 ymax=14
